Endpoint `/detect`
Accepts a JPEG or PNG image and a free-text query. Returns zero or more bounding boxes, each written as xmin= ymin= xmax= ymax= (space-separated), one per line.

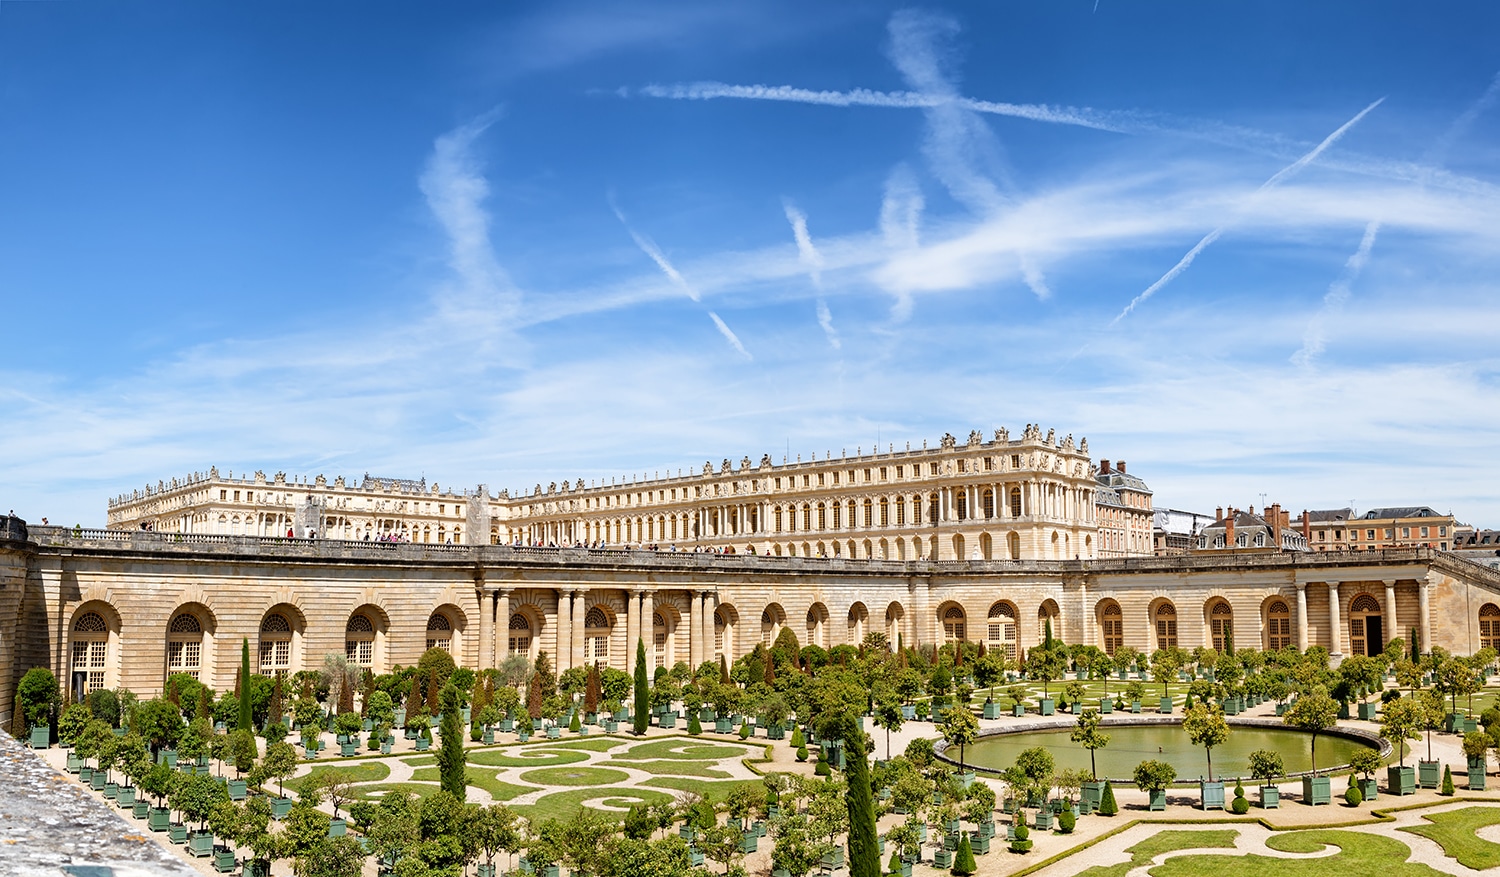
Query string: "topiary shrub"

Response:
xmin=1098 ymin=781 xmax=1118 ymax=816
xmin=796 ymin=744 xmax=809 ymax=762
xmin=1057 ymin=809 xmax=1075 ymax=834
xmin=1441 ymin=765 xmax=1455 ymax=796
xmin=888 ymin=850 xmax=902 ymax=874
xmin=1231 ymin=794 xmax=1249 ymax=814
xmin=1008 ymin=822 xmax=1032 ymax=854
xmin=569 ymin=710 xmax=582 ymax=733
xmin=1344 ymin=784 xmax=1363 ymax=806
xmin=951 ymin=832 xmax=977 ymax=874
xmin=790 ymin=725 xmax=805 ymax=748
xmin=740 ymin=721 xmax=752 ymax=740
xmin=687 ymin=711 xmax=702 ymax=736
xmin=814 ymin=757 xmax=831 ymax=776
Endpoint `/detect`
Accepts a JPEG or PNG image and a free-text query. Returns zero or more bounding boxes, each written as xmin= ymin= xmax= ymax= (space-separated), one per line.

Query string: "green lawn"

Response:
xmin=1076 ymin=829 xmax=1237 ymax=877
xmin=536 ymin=737 xmax=629 ymax=752
xmin=1400 ymin=806 xmax=1500 ymax=870
xmin=351 ymin=781 xmax=440 ymax=802
xmin=1150 ymin=830 xmax=1445 ymax=877
xmin=602 ymin=759 xmax=730 ymax=778
xmin=513 ymin=787 xmax=675 ymax=823
xmin=519 ymin=766 xmax=632 ymax=787
xmin=466 ymin=748 xmax=590 ymax=767
xmin=642 ymin=777 xmax=764 ymax=805
xmin=615 ymin=740 xmax=754 ymax=761
xmin=407 ymin=767 xmax=532 ymax=802
xmin=288 ymin=761 xmax=391 ymax=796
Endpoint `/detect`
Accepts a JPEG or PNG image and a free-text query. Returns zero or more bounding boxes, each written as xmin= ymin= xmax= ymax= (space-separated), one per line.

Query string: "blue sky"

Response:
xmin=3 ymin=2 xmax=1499 ymax=528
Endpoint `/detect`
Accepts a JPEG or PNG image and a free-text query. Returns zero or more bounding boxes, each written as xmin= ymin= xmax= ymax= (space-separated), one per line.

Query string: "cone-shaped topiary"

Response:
xmin=791 ymin=725 xmax=805 ymax=748
xmin=1441 ymin=765 xmax=1455 ymax=796
xmin=1099 ymin=781 xmax=1118 ymax=816
xmin=951 ymin=833 xmax=976 ymax=875
xmin=687 ymin=711 xmax=702 ymax=736
xmin=568 ymin=710 xmax=582 ymax=733
xmin=888 ymin=850 xmax=902 ymax=875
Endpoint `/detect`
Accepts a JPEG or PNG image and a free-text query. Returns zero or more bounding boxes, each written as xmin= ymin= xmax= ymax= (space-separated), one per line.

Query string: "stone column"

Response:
xmin=688 ymin=590 xmax=701 ymax=667
xmin=556 ymin=589 xmax=572 ymax=670
xmin=477 ymin=586 xmax=493 ymax=671
xmin=1296 ymin=583 xmax=1309 ymax=652
xmin=1384 ymin=579 xmax=1399 ymax=653
xmin=1328 ymin=581 xmax=1343 ymax=659
xmin=1419 ymin=577 xmax=1432 ymax=656
xmin=496 ymin=590 xmax=511 ymax=663
xmin=641 ymin=590 xmax=655 ymax=664
xmin=572 ymin=588 xmax=587 ymax=668
xmin=626 ymin=590 xmax=641 ymax=658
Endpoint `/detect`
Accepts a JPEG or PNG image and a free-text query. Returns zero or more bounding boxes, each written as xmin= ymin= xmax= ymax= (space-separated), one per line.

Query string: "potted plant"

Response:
xmin=171 ymin=771 xmax=228 ymax=856
xmin=1283 ymin=686 xmax=1337 ymax=805
xmin=1350 ymin=749 xmax=1383 ymax=801
xmin=140 ymin=762 xmax=176 ymax=831
xmin=1071 ymin=708 xmax=1109 ymax=810
xmin=1006 ymin=685 xmax=1028 ymax=718
xmin=256 ymin=740 xmax=298 ymax=819
xmin=335 ymin=711 xmax=362 ymax=756
xmin=1125 ymin=680 xmax=1145 ymax=714
xmin=1464 ymin=731 xmax=1489 ymax=790
xmin=1134 ymin=759 xmax=1176 ymax=811
xmin=1182 ymin=703 xmax=1229 ymax=810
xmin=1380 ymin=696 xmax=1421 ymax=795
xmin=1247 ymin=749 xmax=1283 ymax=809
xmin=115 ymin=732 xmax=150 ymax=810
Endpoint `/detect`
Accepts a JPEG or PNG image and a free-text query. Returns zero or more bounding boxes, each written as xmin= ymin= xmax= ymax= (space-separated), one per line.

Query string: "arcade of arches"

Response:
xmin=6 ymin=528 xmax=1500 ymax=718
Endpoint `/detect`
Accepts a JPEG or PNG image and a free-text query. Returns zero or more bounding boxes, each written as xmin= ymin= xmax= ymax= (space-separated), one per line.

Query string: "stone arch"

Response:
xmin=979 ymin=532 xmax=993 ymax=560
xmin=761 ymin=603 xmax=787 ymax=645
xmin=1263 ymin=597 xmax=1292 ymax=651
xmin=1007 ymin=531 xmax=1021 ymax=560
xmin=1095 ymin=599 xmax=1124 ymax=656
xmin=258 ymin=604 xmax=304 ymax=676
xmin=714 ymin=603 xmax=739 ymax=662
xmin=1037 ymin=599 xmax=1061 ymax=643
xmin=884 ymin=601 xmax=906 ymax=646
xmin=1149 ymin=598 xmax=1178 ymax=651
xmin=507 ymin=607 xmax=540 ymax=661
xmin=584 ymin=603 xmax=615 ymax=664
xmin=937 ymin=601 xmax=967 ymax=643
xmin=165 ymin=602 xmax=217 ymax=688
xmin=68 ymin=602 xmax=120 ymax=700
xmin=1481 ymin=603 xmax=1500 ymax=651
xmin=805 ymin=602 xmax=830 ymax=648
xmin=346 ymin=604 xmax=389 ymax=673
xmin=426 ymin=603 xmax=468 ymax=660
xmin=1205 ymin=598 xmax=1234 ymax=652
xmin=986 ymin=601 xmax=1018 ymax=659
xmin=1349 ymin=592 xmax=1383 ymax=657
xmin=847 ymin=602 xmax=869 ymax=644
xmin=652 ymin=604 xmax=682 ymax=668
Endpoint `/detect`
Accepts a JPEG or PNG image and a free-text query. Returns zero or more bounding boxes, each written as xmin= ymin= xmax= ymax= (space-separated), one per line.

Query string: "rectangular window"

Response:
xmin=1439 ymin=526 xmax=1448 ymax=537
xmin=803 ymin=475 xmax=811 ymax=488
xmin=1318 ymin=531 xmax=1326 ymax=541
xmin=832 ymin=472 xmax=839 ymax=485
xmin=1385 ymin=528 xmax=1395 ymax=538
xmin=1367 ymin=529 xmax=1376 ymax=539
xmin=984 ymin=457 xmax=994 ymax=471
xmin=957 ymin=460 xmax=967 ymax=473
xmin=1011 ymin=455 xmax=1021 ymax=468
xmin=1402 ymin=527 xmax=1411 ymax=538
xmin=775 ymin=478 xmax=782 ymax=490
xmin=220 ymin=490 xmax=227 ymax=500
xmin=880 ymin=467 xmax=888 ymax=481
xmin=1420 ymin=526 xmax=1429 ymax=537
xmin=818 ymin=473 xmax=825 ymax=486
xmin=864 ymin=468 xmax=872 ymax=482
xmin=895 ymin=465 xmax=904 ymax=478
xmin=929 ymin=463 xmax=938 ymax=475
xmin=234 ymin=491 xmax=240 ymax=501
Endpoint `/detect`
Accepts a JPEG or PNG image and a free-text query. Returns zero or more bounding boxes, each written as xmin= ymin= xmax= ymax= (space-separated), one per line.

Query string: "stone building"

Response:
xmin=1094 ymin=460 xmax=1153 ymax=558
xmin=106 ymin=426 xmax=1110 ymax=563
xmin=1293 ymin=506 xmax=1459 ymax=553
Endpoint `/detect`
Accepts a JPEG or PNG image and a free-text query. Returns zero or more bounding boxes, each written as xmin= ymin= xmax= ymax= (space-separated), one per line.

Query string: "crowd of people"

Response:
xmin=510 ymin=538 xmax=758 ymax=555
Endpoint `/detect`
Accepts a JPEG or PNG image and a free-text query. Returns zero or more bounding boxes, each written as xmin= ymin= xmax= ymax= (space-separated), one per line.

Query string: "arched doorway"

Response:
xmin=1481 ymin=603 xmax=1500 ymax=651
xmin=1154 ymin=602 xmax=1178 ymax=650
xmin=345 ymin=612 xmax=377 ymax=670
xmin=1037 ymin=600 xmax=1060 ymax=643
xmin=1265 ymin=599 xmax=1291 ymax=650
xmin=885 ymin=602 xmax=905 ymax=646
xmin=1098 ymin=601 xmax=1123 ymax=656
xmin=258 ymin=611 xmax=294 ymax=676
xmin=584 ymin=606 xmax=613 ymax=663
xmin=806 ymin=603 xmax=829 ymax=648
xmin=166 ymin=611 xmax=206 ymax=681
xmin=1349 ymin=594 xmax=1382 ymax=657
xmin=508 ymin=612 xmax=535 ymax=659
xmin=941 ymin=604 xmax=966 ymax=643
xmin=987 ymin=602 xmax=1017 ymax=660
xmin=761 ymin=604 xmax=786 ymax=645
xmin=847 ymin=603 xmax=869 ymax=645
xmin=426 ymin=613 xmax=454 ymax=653
xmin=1208 ymin=600 xmax=1233 ymax=652
xmin=70 ymin=610 xmax=112 ymax=698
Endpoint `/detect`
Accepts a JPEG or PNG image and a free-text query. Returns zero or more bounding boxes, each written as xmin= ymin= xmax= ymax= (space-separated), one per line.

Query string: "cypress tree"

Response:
xmin=633 ymin=638 xmax=650 ymax=735
xmin=437 ymin=684 xmax=466 ymax=797
xmin=426 ymin=668 xmax=440 ymax=715
xmin=527 ymin=672 xmax=543 ymax=721
xmin=237 ymin=638 xmax=253 ymax=732
xmin=951 ymin=833 xmax=976 ymax=875
xmin=1099 ymin=781 xmax=1118 ymax=816
xmin=841 ymin=714 xmax=880 ymax=877
xmin=267 ymin=675 xmax=283 ymax=726
xmin=1411 ymin=626 xmax=1421 ymax=661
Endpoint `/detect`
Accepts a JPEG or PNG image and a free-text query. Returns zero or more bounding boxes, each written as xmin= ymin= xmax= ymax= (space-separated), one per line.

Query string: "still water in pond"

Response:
xmin=962 ymin=725 xmax=1376 ymax=781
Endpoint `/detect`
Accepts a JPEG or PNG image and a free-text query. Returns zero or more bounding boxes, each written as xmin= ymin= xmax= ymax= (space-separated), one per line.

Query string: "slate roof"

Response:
xmin=1362 ymin=506 xmax=1444 ymax=519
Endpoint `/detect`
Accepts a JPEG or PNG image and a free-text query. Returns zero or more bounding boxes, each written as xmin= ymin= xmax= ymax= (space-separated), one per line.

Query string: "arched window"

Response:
xmin=714 ymin=607 xmax=733 ymax=658
xmin=1100 ymin=602 xmax=1123 ymax=656
xmin=508 ymin=613 xmax=533 ymax=657
xmin=166 ymin=612 xmax=204 ymax=679
xmin=1155 ymin=602 xmax=1178 ymax=650
xmin=928 ymin=494 xmax=940 ymax=525
xmin=987 ymin=603 xmax=1017 ymax=659
xmin=653 ymin=612 xmax=668 ymax=667
xmin=259 ymin=612 xmax=292 ymax=675
xmin=982 ymin=488 xmax=995 ymax=519
xmin=1038 ymin=600 xmax=1060 ymax=642
xmin=1009 ymin=488 xmax=1022 ymax=518
xmin=1349 ymin=594 xmax=1382 ymax=657
xmin=1481 ymin=604 xmax=1500 ymax=651
xmin=346 ymin=614 xmax=375 ymax=667
xmin=806 ymin=604 xmax=828 ymax=648
xmin=585 ymin=606 xmax=611 ymax=662
xmin=942 ymin=606 xmax=966 ymax=643
xmin=761 ymin=606 xmax=783 ymax=645
xmin=1266 ymin=600 xmax=1291 ymax=650
xmin=426 ymin=613 xmax=453 ymax=653
xmin=71 ymin=611 xmax=110 ymax=694
xmin=1209 ymin=601 xmax=1233 ymax=652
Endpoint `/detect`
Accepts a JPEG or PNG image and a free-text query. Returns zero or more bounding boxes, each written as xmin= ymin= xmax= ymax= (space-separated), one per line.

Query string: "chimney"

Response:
xmin=1216 ymin=506 xmax=1224 ymax=522
xmin=1226 ymin=513 xmax=1235 ymax=547
xmin=1270 ymin=503 xmax=1281 ymax=547
xmin=1117 ymin=461 xmax=1127 ymax=474
xmin=1100 ymin=460 xmax=1111 ymax=474
xmin=1302 ymin=509 xmax=1311 ymax=541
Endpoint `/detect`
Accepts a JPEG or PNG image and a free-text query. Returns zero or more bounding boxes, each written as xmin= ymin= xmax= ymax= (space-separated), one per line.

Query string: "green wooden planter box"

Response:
xmin=1099 ymin=698 xmax=1113 ymax=714
xmin=117 ymin=786 xmax=136 ymax=807
xmin=1469 ymin=767 xmax=1486 ymax=790
xmin=149 ymin=807 xmax=172 ymax=831
xmin=933 ymin=848 xmax=953 ymax=868
xmin=982 ymin=701 xmax=1002 ymax=719
xmin=244 ymin=859 xmax=271 ymax=877
xmin=1357 ymin=777 xmax=1378 ymax=800
xmin=901 ymin=704 xmax=916 ymax=720
xmin=381 ymin=740 xmax=393 ymax=754
xmin=213 ymin=847 xmax=237 ymax=872
xmin=1358 ymin=702 xmax=1378 ymax=721
xmin=891 ymin=861 xmax=912 ymax=877
xmin=1147 ymin=789 xmax=1166 ymax=811
xmin=133 ymin=799 xmax=150 ymax=818
xmin=1388 ymin=765 xmax=1416 ymax=795
xmin=1200 ymin=781 xmax=1225 ymax=810
xmin=604 ymin=720 xmax=618 ymax=732
xmin=1012 ymin=704 xmax=1025 ymax=717
xmin=187 ymin=831 xmax=215 ymax=857
xmin=546 ymin=726 xmax=562 ymax=739
xmin=91 ymin=772 xmax=107 ymax=791
xmin=104 ymin=781 xmax=119 ymax=799
xmin=329 ymin=818 xmax=347 ymax=837
xmin=715 ymin=718 xmax=734 ymax=733
xmin=228 ymin=779 xmax=248 ymax=801
xmin=272 ymin=797 xmax=294 ymax=819
xmin=973 ymin=833 xmax=991 ymax=855
xmin=29 ymin=726 xmax=50 ymax=748
xmin=169 ymin=823 xmax=188 ymax=844
xmin=518 ymin=730 xmax=530 ymax=742
xmin=1259 ymin=785 xmax=1279 ymax=808
xmin=1159 ymin=697 xmax=1173 ymax=714
xmin=1418 ymin=760 xmax=1441 ymax=788
xmin=500 ymin=718 xmax=514 ymax=732
xmin=1081 ymin=781 xmax=1104 ymax=811
xmin=66 ymin=752 xmax=82 ymax=773
xmin=341 ymin=742 xmax=359 ymax=757
xmin=658 ymin=714 xmax=676 ymax=730
xmin=158 ymin=750 xmax=178 ymax=767
xmin=482 ymin=729 xmax=495 ymax=744
xmin=415 ymin=737 xmax=431 ymax=751
xmin=1301 ymin=775 xmax=1331 ymax=805
xmin=1130 ymin=700 xmax=1142 ymax=714
xmin=1039 ymin=698 xmax=1055 ymax=716
xmin=821 ymin=847 xmax=844 ymax=869
xmin=739 ymin=833 xmax=758 ymax=854
xmin=477 ymin=865 xmax=497 ymax=877
xmin=1034 ymin=809 xmax=1054 ymax=830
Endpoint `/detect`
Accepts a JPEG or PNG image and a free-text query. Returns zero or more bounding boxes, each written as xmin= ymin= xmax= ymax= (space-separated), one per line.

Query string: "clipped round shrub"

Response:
xmin=739 ymin=722 xmax=752 ymax=740
xmin=1231 ymin=795 xmax=1249 ymax=814
xmin=1056 ymin=809 xmax=1075 ymax=834
xmin=796 ymin=744 xmax=809 ymax=762
xmin=814 ymin=757 xmax=831 ymax=776
xmin=1009 ymin=822 xmax=1032 ymax=854
xmin=1344 ymin=785 xmax=1363 ymax=806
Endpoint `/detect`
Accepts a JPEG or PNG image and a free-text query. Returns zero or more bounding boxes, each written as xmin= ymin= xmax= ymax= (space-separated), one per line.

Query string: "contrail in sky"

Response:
xmin=1109 ymin=97 xmax=1384 ymax=326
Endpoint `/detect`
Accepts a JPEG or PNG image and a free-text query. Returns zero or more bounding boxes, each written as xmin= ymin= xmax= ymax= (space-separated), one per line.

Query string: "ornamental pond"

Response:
xmin=962 ymin=724 xmax=1379 ymax=782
